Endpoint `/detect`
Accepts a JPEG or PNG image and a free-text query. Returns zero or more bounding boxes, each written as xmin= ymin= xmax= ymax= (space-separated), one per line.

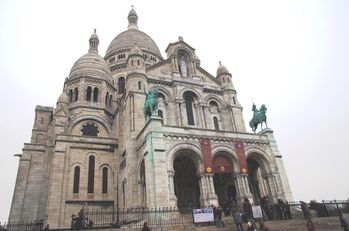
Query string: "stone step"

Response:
xmin=218 ymin=216 xmax=343 ymax=231
xmin=66 ymin=214 xmax=349 ymax=231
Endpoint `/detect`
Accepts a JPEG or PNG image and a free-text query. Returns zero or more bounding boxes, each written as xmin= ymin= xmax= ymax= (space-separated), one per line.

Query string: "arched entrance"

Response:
xmin=213 ymin=154 xmax=237 ymax=208
xmin=247 ymin=157 xmax=269 ymax=203
xmin=173 ymin=155 xmax=200 ymax=209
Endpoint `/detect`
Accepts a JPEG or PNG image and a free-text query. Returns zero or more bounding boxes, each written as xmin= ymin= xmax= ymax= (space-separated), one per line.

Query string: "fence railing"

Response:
xmin=1 ymin=200 xmax=348 ymax=230
xmin=72 ymin=207 xmax=194 ymax=229
xmin=0 ymin=220 xmax=44 ymax=231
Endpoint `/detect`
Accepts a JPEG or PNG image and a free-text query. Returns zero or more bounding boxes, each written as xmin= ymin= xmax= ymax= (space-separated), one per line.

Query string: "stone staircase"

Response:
xmin=214 ymin=216 xmax=344 ymax=231
xmin=61 ymin=214 xmax=348 ymax=231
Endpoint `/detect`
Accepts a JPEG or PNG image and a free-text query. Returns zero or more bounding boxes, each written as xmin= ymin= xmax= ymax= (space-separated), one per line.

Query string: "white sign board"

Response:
xmin=252 ymin=205 xmax=263 ymax=219
xmin=192 ymin=208 xmax=214 ymax=223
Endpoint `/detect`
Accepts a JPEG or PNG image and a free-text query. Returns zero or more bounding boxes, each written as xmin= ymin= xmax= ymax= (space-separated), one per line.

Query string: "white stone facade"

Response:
xmin=8 ymin=8 xmax=293 ymax=228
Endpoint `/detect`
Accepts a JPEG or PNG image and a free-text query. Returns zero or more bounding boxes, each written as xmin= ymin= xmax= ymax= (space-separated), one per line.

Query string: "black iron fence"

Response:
xmin=72 ymin=207 xmax=194 ymax=229
xmin=0 ymin=220 xmax=44 ymax=231
xmin=219 ymin=199 xmax=349 ymax=222
xmin=1 ymin=200 xmax=348 ymax=230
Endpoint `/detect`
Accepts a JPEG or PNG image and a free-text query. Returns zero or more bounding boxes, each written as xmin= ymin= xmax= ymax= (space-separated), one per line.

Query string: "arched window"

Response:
xmin=73 ymin=166 xmax=80 ymax=193
xmin=118 ymin=77 xmax=125 ymax=94
xmin=109 ymin=95 xmax=112 ymax=107
xmin=184 ymin=92 xmax=195 ymax=125
xmin=158 ymin=110 xmax=163 ymax=119
xmin=138 ymin=81 xmax=141 ymax=90
xmin=233 ymin=97 xmax=236 ymax=105
xmin=131 ymin=60 xmax=134 ymax=66
xmin=105 ymin=92 xmax=109 ymax=106
xmin=86 ymin=86 xmax=92 ymax=101
xmin=209 ymin=101 xmax=219 ymax=113
xmin=213 ymin=116 xmax=219 ymax=130
xmin=137 ymin=60 xmax=140 ymax=66
xmin=102 ymin=167 xmax=108 ymax=194
xmin=74 ymin=87 xmax=79 ymax=101
xmin=88 ymin=156 xmax=95 ymax=193
xmin=69 ymin=89 xmax=73 ymax=103
xmin=93 ymin=87 xmax=99 ymax=102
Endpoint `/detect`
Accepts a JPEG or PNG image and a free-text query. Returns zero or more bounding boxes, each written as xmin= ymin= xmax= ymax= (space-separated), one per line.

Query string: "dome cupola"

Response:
xmin=89 ymin=29 xmax=99 ymax=54
xmin=57 ymin=92 xmax=69 ymax=104
xmin=105 ymin=7 xmax=163 ymax=64
xmin=217 ymin=61 xmax=230 ymax=76
xmin=69 ymin=29 xmax=112 ymax=82
xmin=128 ymin=6 xmax=138 ymax=30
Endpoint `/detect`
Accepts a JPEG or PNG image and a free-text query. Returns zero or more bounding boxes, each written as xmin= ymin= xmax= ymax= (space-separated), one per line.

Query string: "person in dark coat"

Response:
xmin=306 ymin=218 xmax=315 ymax=231
xmin=340 ymin=214 xmax=349 ymax=231
xmin=234 ymin=210 xmax=244 ymax=231
xmin=141 ymin=222 xmax=150 ymax=231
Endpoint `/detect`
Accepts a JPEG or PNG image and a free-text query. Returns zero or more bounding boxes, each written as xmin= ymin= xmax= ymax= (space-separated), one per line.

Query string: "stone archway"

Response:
xmin=213 ymin=154 xmax=237 ymax=208
xmin=247 ymin=156 xmax=269 ymax=203
xmin=173 ymin=155 xmax=200 ymax=209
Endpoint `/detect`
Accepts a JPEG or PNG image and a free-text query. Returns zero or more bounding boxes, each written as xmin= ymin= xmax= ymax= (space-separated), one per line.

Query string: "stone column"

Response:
xmin=173 ymin=56 xmax=179 ymax=72
xmin=180 ymin=103 xmax=187 ymax=126
xmin=235 ymin=173 xmax=253 ymax=205
xmin=265 ymin=173 xmax=279 ymax=203
xmin=191 ymin=61 xmax=197 ymax=75
xmin=199 ymin=173 xmax=218 ymax=207
xmin=167 ymin=170 xmax=177 ymax=206
xmin=194 ymin=103 xmax=202 ymax=127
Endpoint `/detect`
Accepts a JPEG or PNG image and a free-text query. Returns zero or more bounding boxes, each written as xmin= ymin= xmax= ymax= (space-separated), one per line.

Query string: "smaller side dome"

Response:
xmin=69 ymin=29 xmax=112 ymax=82
xmin=217 ymin=61 xmax=230 ymax=76
xmin=57 ymin=92 xmax=69 ymax=104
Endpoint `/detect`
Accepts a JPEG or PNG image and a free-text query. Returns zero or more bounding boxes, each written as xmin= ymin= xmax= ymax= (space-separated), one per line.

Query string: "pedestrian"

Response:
xmin=234 ymin=210 xmax=244 ymax=231
xmin=259 ymin=220 xmax=270 ymax=231
xmin=43 ymin=224 xmax=49 ymax=231
xmin=247 ymin=220 xmax=257 ymax=231
xmin=306 ymin=218 xmax=315 ymax=231
xmin=301 ymin=201 xmax=311 ymax=220
xmin=141 ymin=222 xmax=150 ymax=231
xmin=340 ymin=214 xmax=349 ymax=231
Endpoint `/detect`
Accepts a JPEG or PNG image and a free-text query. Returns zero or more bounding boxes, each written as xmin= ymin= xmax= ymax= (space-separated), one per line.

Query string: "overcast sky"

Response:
xmin=1 ymin=0 xmax=349 ymax=222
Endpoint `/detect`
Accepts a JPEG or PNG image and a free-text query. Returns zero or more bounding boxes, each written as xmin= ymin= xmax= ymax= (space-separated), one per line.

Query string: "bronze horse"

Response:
xmin=143 ymin=88 xmax=160 ymax=121
xmin=249 ymin=103 xmax=267 ymax=133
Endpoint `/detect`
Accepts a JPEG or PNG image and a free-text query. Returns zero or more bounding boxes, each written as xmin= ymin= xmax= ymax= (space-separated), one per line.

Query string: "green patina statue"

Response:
xmin=143 ymin=87 xmax=160 ymax=121
xmin=249 ymin=103 xmax=268 ymax=133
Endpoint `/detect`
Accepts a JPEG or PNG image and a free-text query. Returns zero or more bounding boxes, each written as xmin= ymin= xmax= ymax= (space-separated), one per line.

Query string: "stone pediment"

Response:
xmin=146 ymin=58 xmax=172 ymax=78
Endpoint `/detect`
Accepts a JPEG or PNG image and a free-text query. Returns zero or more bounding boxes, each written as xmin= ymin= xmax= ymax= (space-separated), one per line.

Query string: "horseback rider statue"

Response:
xmin=143 ymin=87 xmax=160 ymax=121
xmin=249 ymin=103 xmax=268 ymax=133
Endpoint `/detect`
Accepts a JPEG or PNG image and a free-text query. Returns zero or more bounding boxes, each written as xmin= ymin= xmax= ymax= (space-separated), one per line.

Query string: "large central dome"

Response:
xmin=105 ymin=8 xmax=163 ymax=60
xmin=105 ymin=29 xmax=162 ymax=59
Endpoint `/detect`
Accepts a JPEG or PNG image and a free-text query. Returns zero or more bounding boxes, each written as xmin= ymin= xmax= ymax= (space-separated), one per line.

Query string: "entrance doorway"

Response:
xmin=247 ymin=157 xmax=267 ymax=203
xmin=173 ymin=155 xmax=200 ymax=209
xmin=213 ymin=154 xmax=236 ymax=209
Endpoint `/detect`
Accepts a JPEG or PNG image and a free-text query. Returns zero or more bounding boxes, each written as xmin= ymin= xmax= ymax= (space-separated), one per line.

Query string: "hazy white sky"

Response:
xmin=1 ymin=0 xmax=349 ymax=222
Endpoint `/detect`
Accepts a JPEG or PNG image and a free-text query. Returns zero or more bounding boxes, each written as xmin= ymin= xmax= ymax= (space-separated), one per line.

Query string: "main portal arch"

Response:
xmin=173 ymin=154 xmax=200 ymax=209
xmin=213 ymin=153 xmax=237 ymax=208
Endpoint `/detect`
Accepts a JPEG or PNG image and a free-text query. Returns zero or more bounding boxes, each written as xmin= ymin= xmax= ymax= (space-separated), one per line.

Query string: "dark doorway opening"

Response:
xmin=173 ymin=155 xmax=200 ymax=209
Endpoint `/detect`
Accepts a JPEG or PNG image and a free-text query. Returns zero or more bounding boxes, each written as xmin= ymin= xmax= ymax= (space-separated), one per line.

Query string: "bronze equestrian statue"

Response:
xmin=249 ymin=103 xmax=268 ymax=133
xmin=143 ymin=87 xmax=160 ymax=121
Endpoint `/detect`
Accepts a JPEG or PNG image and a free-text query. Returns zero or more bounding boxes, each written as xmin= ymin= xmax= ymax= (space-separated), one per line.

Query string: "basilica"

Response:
xmin=9 ymin=8 xmax=292 ymax=227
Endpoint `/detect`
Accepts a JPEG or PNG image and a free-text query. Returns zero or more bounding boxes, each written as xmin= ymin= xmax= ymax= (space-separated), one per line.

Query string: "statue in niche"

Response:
xmin=178 ymin=55 xmax=188 ymax=77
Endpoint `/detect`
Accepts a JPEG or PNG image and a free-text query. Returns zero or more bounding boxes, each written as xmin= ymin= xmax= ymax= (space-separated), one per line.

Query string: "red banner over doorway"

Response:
xmin=235 ymin=140 xmax=248 ymax=174
xmin=200 ymin=138 xmax=214 ymax=173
